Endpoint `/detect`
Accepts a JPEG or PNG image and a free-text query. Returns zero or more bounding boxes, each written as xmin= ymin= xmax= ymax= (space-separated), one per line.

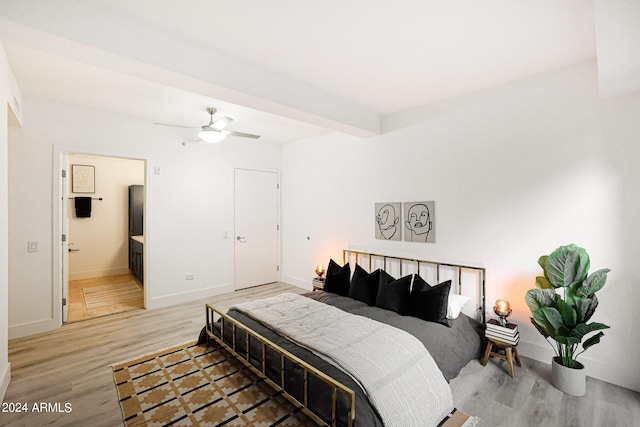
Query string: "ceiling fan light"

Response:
xmin=198 ymin=130 xmax=226 ymax=143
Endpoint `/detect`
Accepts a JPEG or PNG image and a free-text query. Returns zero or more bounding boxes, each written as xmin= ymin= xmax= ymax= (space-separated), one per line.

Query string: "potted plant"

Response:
xmin=525 ymin=244 xmax=610 ymax=396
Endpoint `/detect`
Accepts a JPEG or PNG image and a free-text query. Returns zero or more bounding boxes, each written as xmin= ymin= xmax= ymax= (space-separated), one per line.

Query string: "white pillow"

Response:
xmin=447 ymin=294 xmax=471 ymax=319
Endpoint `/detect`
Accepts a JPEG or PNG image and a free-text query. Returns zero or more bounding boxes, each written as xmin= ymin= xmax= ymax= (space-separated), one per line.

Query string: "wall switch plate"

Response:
xmin=154 ymin=166 xmax=161 ymax=175
xmin=28 ymin=241 xmax=38 ymax=252
xmin=223 ymin=231 xmax=228 ymax=239
xmin=185 ymin=273 xmax=195 ymax=280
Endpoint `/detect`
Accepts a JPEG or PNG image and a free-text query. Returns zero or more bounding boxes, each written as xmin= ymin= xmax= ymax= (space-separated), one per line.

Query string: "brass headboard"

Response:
xmin=343 ymin=249 xmax=486 ymax=324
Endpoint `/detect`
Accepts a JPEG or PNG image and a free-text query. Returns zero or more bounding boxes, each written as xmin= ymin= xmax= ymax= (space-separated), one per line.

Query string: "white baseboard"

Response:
xmin=518 ymin=339 xmax=639 ymax=393
xmin=281 ymin=275 xmax=312 ymax=291
xmin=0 ymin=362 xmax=11 ymax=401
xmin=68 ymin=267 xmax=131 ymax=281
xmin=147 ymin=283 xmax=235 ymax=310
xmin=9 ymin=317 xmax=60 ymax=340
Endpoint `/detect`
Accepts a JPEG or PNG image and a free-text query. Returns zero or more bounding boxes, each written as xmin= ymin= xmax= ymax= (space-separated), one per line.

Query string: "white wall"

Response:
xmin=8 ymin=98 xmax=281 ymax=338
xmin=594 ymin=0 xmax=640 ymax=97
xmin=67 ymin=154 xmax=144 ymax=280
xmin=0 ymin=40 xmax=22 ymax=402
xmin=281 ymin=61 xmax=640 ymax=392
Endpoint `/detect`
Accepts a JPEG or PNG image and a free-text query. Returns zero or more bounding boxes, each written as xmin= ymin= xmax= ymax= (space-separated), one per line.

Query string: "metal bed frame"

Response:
xmin=206 ymin=305 xmax=355 ymax=427
xmin=205 ymin=249 xmax=487 ymax=427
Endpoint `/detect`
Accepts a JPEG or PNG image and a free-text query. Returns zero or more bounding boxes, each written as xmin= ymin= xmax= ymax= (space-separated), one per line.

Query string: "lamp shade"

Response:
xmin=198 ymin=129 xmax=226 ymax=143
xmin=494 ymin=299 xmax=512 ymax=316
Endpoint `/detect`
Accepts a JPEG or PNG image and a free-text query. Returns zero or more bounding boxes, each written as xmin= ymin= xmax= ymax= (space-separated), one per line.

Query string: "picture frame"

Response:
xmin=375 ymin=202 xmax=402 ymax=241
xmin=72 ymin=164 xmax=95 ymax=193
xmin=404 ymin=201 xmax=435 ymax=243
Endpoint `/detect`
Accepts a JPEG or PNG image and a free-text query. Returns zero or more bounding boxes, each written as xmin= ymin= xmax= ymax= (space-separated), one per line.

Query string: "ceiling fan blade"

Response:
xmin=210 ymin=116 xmax=233 ymax=131
xmin=221 ymin=129 xmax=261 ymax=139
xmin=153 ymin=122 xmax=198 ymax=129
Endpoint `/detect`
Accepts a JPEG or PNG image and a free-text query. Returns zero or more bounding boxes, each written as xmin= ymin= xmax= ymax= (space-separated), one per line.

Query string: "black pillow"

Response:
xmin=408 ymin=277 xmax=452 ymax=326
xmin=411 ymin=274 xmax=432 ymax=293
xmin=375 ymin=273 xmax=411 ymax=314
xmin=324 ymin=259 xmax=351 ymax=296
xmin=349 ymin=266 xmax=389 ymax=306
xmin=349 ymin=264 xmax=369 ymax=302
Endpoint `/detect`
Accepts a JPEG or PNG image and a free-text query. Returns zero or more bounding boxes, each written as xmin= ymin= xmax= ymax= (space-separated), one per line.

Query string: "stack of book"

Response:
xmin=485 ymin=319 xmax=519 ymax=345
xmin=312 ymin=278 xmax=325 ymax=289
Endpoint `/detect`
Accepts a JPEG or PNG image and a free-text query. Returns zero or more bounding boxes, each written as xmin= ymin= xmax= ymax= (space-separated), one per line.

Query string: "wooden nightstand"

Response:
xmin=312 ymin=278 xmax=325 ymax=291
xmin=481 ymin=337 xmax=522 ymax=377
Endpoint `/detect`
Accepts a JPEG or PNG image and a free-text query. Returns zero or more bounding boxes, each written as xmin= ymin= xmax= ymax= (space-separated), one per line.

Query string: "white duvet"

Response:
xmin=232 ymin=293 xmax=454 ymax=427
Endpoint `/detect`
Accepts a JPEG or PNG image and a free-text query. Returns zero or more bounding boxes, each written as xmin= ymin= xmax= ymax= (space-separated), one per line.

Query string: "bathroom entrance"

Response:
xmin=64 ymin=153 xmax=145 ymax=322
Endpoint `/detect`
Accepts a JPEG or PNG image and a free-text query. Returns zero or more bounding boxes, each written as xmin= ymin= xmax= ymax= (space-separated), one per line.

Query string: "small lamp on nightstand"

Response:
xmin=493 ymin=299 xmax=512 ymax=326
xmin=315 ymin=264 xmax=325 ymax=280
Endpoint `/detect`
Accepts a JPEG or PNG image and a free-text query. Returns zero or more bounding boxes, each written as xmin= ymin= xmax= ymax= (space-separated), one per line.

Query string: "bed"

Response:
xmin=204 ymin=250 xmax=486 ymax=427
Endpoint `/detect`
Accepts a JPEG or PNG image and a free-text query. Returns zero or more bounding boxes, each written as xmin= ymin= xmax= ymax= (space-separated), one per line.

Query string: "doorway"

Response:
xmin=64 ymin=154 xmax=145 ymax=322
xmin=234 ymin=168 xmax=280 ymax=290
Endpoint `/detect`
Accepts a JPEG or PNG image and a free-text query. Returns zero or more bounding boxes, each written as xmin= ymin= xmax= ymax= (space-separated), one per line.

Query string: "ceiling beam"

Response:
xmin=0 ymin=1 xmax=380 ymax=137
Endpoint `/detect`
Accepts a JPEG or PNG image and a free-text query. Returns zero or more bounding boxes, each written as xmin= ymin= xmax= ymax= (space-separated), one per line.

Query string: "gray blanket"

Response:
xmin=306 ymin=291 xmax=483 ymax=382
xmin=231 ymin=293 xmax=454 ymax=427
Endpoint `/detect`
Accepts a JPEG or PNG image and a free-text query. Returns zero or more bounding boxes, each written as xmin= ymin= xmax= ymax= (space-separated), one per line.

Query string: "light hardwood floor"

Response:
xmin=450 ymin=350 xmax=640 ymax=426
xmin=2 ymin=283 xmax=639 ymax=426
xmin=68 ymin=274 xmax=144 ymax=322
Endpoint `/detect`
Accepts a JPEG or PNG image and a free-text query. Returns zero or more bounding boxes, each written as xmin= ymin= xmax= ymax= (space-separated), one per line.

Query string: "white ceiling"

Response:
xmin=2 ymin=0 xmax=633 ymax=143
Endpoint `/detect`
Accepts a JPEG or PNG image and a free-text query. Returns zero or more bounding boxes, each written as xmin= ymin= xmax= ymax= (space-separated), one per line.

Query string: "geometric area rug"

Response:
xmin=112 ymin=340 xmax=479 ymax=427
xmin=111 ymin=340 xmax=315 ymax=427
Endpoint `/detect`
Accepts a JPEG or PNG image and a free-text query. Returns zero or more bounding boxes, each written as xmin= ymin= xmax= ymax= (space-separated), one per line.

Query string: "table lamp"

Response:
xmin=493 ymin=299 xmax=512 ymax=326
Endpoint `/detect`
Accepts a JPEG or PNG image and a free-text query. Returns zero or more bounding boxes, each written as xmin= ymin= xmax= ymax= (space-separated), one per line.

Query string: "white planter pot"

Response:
xmin=551 ymin=356 xmax=586 ymax=396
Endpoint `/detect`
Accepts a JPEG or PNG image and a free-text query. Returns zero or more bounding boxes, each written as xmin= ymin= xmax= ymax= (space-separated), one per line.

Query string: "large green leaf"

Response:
xmin=575 ymin=298 xmax=590 ymax=324
xmin=576 ymin=268 xmax=610 ymax=298
xmin=583 ymin=331 xmax=605 ymax=351
xmin=540 ymin=307 xmax=564 ymax=331
xmin=555 ymin=298 xmax=577 ymax=329
xmin=546 ymin=244 xmax=590 ymax=288
xmin=532 ymin=309 xmax=556 ymax=337
xmin=555 ymin=335 xmax=580 ymax=346
xmin=525 ymin=288 xmax=556 ymax=312
xmin=570 ymin=322 xmax=610 ymax=340
xmin=530 ymin=317 xmax=550 ymax=338
xmin=535 ymin=275 xmax=553 ymax=289
xmin=575 ymin=296 xmax=599 ymax=323
xmin=538 ymin=255 xmax=548 ymax=271
xmin=538 ymin=255 xmax=553 ymax=284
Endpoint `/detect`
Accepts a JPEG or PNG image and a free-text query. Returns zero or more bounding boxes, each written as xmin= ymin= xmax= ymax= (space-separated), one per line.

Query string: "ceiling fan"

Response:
xmin=154 ymin=107 xmax=260 ymax=143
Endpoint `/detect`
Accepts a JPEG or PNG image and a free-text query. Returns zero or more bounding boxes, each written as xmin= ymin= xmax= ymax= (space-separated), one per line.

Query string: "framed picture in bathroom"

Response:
xmin=72 ymin=164 xmax=95 ymax=193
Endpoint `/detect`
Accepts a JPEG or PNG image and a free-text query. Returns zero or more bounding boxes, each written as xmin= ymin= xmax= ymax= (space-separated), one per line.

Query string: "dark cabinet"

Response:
xmin=129 ymin=238 xmax=143 ymax=282
xmin=129 ymin=185 xmax=143 ymax=236
xmin=128 ymin=185 xmax=144 ymax=282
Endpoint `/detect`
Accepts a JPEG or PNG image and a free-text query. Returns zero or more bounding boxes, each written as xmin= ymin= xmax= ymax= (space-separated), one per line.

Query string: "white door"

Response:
xmin=234 ymin=169 xmax=279 ymax=289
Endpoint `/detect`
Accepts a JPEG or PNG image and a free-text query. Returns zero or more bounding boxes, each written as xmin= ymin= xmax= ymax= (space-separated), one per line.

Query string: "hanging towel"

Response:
xmin=75 ymin=197 xmax=92 ymax=218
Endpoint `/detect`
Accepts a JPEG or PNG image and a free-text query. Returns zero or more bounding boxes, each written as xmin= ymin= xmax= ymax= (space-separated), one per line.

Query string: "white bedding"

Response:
xmin=232 ymin=293 xmax=454 ymax=427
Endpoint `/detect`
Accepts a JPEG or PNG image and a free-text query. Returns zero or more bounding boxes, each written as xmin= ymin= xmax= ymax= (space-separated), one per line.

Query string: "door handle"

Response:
xmin=68 ymin=248 xmax=80 ymax=252
xmin=236 ymin=236 xmax=246 ymax=242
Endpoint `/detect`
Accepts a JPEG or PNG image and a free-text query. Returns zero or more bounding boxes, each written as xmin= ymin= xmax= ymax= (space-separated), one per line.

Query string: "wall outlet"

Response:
xmin=28 ymin=241 xmax=38 ymax=252
xmin=185 ymin=273 xmax=195 ymax=280
xmin=223 ymin=231 xmax=228 ymax=239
